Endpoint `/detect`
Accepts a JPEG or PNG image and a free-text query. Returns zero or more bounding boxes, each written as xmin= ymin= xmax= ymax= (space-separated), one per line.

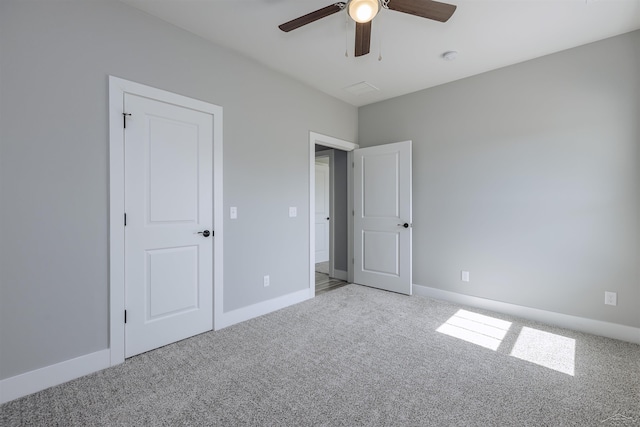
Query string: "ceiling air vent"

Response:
xmin=343 ymin=81 xmax=380 ymax=96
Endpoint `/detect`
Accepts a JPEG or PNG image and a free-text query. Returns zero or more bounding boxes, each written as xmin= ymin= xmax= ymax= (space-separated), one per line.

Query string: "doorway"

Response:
xmin=314 ymin=149 xmax=346 ymax=295
xmin=109 ymin=76 xmax=223 ymax=365
xmin=315 ymin=156 xmax=330 ymax=266
xmin=309 ymin=132 xmax=358 ymax=296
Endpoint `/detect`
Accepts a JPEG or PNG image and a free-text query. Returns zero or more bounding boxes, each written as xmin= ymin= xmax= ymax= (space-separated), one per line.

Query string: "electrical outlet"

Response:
xmin=230 ymin=207 xmax=237 ymax=219
xmin=604 ymin=291 xmax=617 ymax=306
xmin=289 ymin=207 xmax=297 ymax=217
xmin=461 ymin=270 xmax=470 ymax=282
xmin=263 ymin=275 xmax=270 ymax=287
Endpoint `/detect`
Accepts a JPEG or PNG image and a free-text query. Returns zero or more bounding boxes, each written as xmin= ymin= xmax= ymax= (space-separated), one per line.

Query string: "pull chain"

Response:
xmin=345 ymin=13 xmax=349 ymax=57
xmin=378 ymin=12 xmax=383 ymax=61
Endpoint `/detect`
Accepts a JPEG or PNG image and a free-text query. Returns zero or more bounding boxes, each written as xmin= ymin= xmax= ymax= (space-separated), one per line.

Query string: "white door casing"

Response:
xmin=353 ymin=141 xmax=412 ymax=295
xmin=309 ymin=132 xmax=358 ymax=296
xmin=109 ymin=76 xmax=223 ymax=365
xmin=123 ymin=93 xmax=214 ymax=357
xmin=315 ymin=162 xmax=330 ymax=264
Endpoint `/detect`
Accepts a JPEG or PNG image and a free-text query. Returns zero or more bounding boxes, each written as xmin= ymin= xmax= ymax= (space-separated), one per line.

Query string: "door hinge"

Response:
xmin=352 ymin=210 xmax=355 ymax=216
xmin=123 ymin=112 xmax=131 ymax=129
xmin=124 ymin=213 xmax=127 ymax=226
xmin=124 ymin=310 xmax=127 ymax=324
xmin=352 ymin=258 xmax=355 ymax=264
xmin=352 ymin=162 xmax=355 ymax=168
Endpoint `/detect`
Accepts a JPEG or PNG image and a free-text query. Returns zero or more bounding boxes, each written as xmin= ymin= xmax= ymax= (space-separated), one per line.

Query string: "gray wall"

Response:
xmin=359 ymin=30 xmax=640 ymax=328
xmin=0 ymin=1 xmax=357 ymax=380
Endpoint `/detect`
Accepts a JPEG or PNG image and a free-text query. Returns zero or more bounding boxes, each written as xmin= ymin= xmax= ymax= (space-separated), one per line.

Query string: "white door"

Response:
xmin=315 ymin=162 xmax=330 ymax=263
xmin=353 ymin=141 xmax=412 ymax=295
xmin=124 ymin=93 xmax=213 ymax=358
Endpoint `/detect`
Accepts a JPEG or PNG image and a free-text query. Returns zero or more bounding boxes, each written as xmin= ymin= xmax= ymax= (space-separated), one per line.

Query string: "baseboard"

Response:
xmin=0 ymin=349 xmax=110 ymax=404
xmin=215 ymin=288 xmax=312 ymax=330
xmin=332 ymin=269 xmax=348 ymax=281
xmin=413 ymin=284 xmax=640 ymax=345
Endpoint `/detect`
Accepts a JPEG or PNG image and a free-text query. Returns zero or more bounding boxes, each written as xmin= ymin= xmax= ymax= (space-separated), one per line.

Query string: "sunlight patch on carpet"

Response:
xmin=437 ymin=309 xmax=512 ymax=351
xmin=510 ymin=327 xmax=575 ymax=376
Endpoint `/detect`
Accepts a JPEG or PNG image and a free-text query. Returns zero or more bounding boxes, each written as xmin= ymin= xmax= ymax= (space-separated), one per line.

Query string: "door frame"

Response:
xmin=309 ymin=132 xmax=358 ymax=295
xmin=108 ymin=76 xmax=223 ymax=366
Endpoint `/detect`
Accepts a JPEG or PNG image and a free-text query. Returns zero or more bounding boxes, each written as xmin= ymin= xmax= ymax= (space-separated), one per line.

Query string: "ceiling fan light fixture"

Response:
xmin=348 ymin=0 xmax=380 ymax=23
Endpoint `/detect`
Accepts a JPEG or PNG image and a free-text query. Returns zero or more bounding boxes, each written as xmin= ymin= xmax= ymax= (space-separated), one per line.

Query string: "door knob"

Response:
xmin=397 ymin=223 xmax=409 ymax=228
xmin=326 ymin=217 xmax=330 ymax=220
xmin=197 ymin=230 xmax=211 ymax=237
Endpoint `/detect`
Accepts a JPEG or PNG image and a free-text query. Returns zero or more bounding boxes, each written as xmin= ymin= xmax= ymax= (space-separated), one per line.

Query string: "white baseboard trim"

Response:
xmin=215 ymin=288 xmax=312 ymax=330
xmin=0 ymin=349 xmax=110 ymax=404
xmin=413 ymin=284 xmax=640 ymax=345
xmin=332 ymin=269 xmax=348 ymax=281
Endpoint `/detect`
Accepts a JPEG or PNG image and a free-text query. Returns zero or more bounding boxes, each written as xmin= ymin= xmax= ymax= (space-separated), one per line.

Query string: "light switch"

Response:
xmin=289 ymin=207 xmax=297 ymax=218
xmin=230 ymin=207 xmax=237 ymax=219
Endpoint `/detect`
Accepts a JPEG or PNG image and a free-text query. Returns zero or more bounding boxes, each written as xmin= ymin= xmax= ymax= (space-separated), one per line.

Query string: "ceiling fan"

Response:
xmin=278 ymin=0 xmax=457 ymax=57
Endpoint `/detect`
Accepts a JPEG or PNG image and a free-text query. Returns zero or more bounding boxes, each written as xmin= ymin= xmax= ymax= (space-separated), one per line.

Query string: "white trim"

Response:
xmin=413 ymin=284 xmax=640 ymax=345
xmin=0 ymin=350 xmax=110 ymax=404
xmin=310 ymin=132 xmax=358 ymax=152
xmin=347 ymin=150 xmax=354 ymax=284
xmin=211 ymin=97 xmax=225 ymax=332
xmin=108 ymin=77 xmax=126 ymax=365
xmin=309 ymin=132 xmax=358 ymax=297
xmin=108 ymin=77 xmax=224 ymax=364
xmin=215 ymin=289 xmax=312 ymax=329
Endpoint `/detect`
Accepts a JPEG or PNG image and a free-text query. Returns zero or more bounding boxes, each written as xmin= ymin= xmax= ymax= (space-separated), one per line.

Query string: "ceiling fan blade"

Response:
xmin=387 ymin=0 xmax=456 ymax=23
xmin=355 ymin=21 xmax=372 ymax=57
xmin=279 ymin=3 xmax=346 ymax=32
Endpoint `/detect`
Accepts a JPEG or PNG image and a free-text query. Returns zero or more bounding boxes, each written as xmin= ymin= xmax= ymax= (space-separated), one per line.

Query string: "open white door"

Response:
xmin=124 ymin=93 xmax=214 ymax=357
xmin=353 ymin=141 xmax=412 ymax=295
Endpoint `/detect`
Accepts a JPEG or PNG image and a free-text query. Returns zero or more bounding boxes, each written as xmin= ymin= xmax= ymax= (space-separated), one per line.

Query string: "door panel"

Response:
xmin=146 ymin=246 xmax=198 ymax=318
xmin=362 ymin=231 xmax=399 ymax=276
xmin=354 ymin=141 xmax=412 ymax=295
xmin=148 ymin=118 xmax=199 ymax=222
xmin=124 ymin=93 xmax=213 ymax=358
xmin=363 ymin=152 xmax=399 ymax=218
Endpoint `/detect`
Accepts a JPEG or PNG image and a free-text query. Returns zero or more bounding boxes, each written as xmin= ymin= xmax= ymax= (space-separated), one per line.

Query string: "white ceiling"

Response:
xmin=123 ymin=0 xmax=640 ymax=107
